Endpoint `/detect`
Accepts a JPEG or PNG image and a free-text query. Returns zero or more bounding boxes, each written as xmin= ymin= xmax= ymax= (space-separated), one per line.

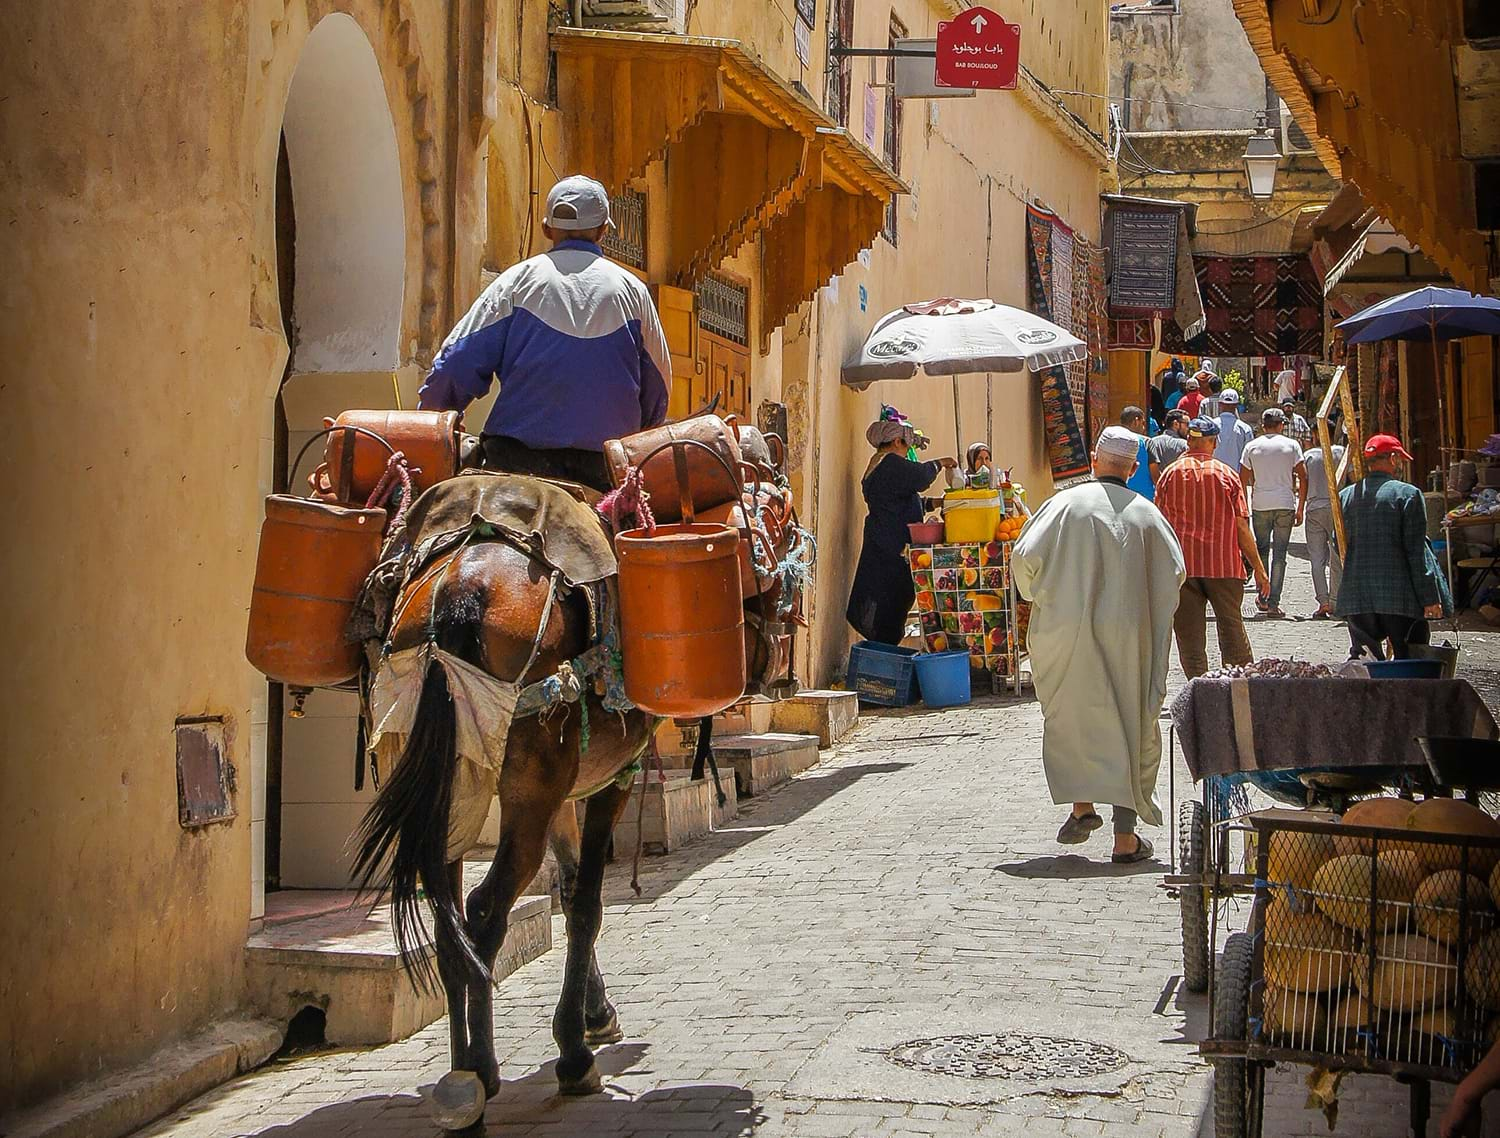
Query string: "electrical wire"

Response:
xmin=1192 ymin=203 xmax=1311 ymax=235
xmin=1051 ymin=86 xmax=1275 ymax=121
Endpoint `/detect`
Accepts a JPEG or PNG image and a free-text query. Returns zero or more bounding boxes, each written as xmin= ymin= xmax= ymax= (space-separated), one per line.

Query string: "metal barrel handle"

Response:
xmin=630 ymin=436 xmax=771 ymax=610
xmin=288 ymin=425 xmax=396 ymax=502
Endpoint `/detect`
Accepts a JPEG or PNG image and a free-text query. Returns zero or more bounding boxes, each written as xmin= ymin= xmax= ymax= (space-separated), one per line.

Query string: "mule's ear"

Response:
xmin=323 ymin=416 xmax=337 ymax=429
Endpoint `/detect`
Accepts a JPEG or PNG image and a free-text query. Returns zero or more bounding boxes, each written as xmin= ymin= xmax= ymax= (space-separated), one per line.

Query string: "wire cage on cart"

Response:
xmin=1167 ymin=750 xmax=1438 ymax=997
xmin=1201 ymin=813 xmax=1500 ymax=1138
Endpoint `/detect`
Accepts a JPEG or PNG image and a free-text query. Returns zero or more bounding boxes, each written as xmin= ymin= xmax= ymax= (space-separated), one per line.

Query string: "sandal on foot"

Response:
xmin=1111 ymin=836 xmax=1155 ymax=864
xmin=1056 ymin=812 xmax=1104 ymax=844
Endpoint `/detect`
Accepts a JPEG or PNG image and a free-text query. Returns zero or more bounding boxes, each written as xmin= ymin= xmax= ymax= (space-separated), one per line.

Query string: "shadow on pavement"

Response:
xmin=992 ymin=852 xmax=1166 ymax=879
xmin=604 ymin=760 xmax=914 ymax=906
xmin=253 ymin=1042 xmax=765 ymax=1136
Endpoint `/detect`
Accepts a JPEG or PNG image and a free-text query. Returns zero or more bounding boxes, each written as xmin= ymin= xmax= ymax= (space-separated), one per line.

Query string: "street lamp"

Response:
xmin=1243 ymin=111 xmax=1282 ymax=200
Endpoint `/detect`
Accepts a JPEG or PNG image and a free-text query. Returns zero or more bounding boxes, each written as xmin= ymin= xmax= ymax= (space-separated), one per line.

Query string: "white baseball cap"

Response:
xmin=544 ymin=175 xmax=613 ymax=231
xmin=1219 ymin=388 xmax=1240 ymax=405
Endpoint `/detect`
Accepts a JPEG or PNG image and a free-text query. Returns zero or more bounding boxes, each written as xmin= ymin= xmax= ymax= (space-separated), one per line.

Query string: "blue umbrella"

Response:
xmin=1335 ymin=286 xmax=1500 ymax=463
xmin=1336 ymin=286 xmax=1500 ymax=344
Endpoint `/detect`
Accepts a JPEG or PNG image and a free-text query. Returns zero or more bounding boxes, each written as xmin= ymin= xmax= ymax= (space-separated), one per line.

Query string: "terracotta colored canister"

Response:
xmin=319 ymin=410 xmax=461 ymax=501
xmin=616 ymin=522 xmax=747 ymax=718
xmin=246 ymin=495 xmax=387 ymax=688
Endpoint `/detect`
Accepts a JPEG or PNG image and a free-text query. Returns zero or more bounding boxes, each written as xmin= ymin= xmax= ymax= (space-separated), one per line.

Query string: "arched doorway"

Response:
xmin=262 ymin=13 xmax=406 ymax=896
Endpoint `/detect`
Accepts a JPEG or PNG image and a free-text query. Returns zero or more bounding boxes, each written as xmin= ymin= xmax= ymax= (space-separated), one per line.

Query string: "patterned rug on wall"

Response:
xmin=1160 ymin=255 xmax=1323 ymax=357
xmin=1027 ymin=205 xmax=1092 ymax=483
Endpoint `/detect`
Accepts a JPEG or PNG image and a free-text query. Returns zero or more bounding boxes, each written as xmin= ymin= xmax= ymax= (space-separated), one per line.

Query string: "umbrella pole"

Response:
xmin=952 ymin=376 xmax=962 ymax=461
xmin=1429 ymin=312 xmax=1449 ymax=482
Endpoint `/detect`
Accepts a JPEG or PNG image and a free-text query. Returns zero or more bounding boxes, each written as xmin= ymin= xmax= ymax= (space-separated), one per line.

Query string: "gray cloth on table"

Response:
xmin=1170 ymin=676 xmax=1499 ymax=781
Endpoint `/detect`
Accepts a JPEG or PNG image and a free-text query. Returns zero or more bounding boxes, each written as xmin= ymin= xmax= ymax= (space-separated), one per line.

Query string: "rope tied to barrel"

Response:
xmin=597 ymin=465 xmax=655 ymax=535
xmin=365 ymin=451 xmax=416 ymax=532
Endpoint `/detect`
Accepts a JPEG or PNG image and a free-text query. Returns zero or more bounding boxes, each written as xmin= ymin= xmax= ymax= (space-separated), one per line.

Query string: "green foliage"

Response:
xmin=1221 ymin=369 xmax=1245 ymax=395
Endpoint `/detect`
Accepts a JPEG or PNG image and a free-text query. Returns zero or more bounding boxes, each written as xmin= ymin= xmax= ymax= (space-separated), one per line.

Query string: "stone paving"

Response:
xmin=136 ymin=526 xmax=1500 ymax=1138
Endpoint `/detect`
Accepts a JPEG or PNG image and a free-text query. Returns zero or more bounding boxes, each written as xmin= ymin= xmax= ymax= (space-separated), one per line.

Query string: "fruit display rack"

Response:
xmin=907 ymin=539 xmax=1029 ymax=694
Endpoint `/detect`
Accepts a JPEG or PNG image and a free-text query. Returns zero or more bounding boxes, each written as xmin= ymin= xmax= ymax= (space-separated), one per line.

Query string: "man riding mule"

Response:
xmin=418 ymin=174 xmax=672 ymax=493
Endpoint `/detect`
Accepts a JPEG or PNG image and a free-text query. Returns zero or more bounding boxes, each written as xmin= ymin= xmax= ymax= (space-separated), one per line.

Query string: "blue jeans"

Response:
xmin=1253 ymin=508 xmax=1295 ymax=607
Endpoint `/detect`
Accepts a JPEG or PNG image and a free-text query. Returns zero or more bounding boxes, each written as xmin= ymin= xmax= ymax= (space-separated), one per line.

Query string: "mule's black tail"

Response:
xmin=352 ymin=663 xmax=487 ymax=992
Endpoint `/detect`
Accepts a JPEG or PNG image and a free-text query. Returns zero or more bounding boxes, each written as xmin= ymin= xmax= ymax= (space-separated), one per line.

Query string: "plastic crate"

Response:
xmin=846 ymin=641 xmax=919 ymax=706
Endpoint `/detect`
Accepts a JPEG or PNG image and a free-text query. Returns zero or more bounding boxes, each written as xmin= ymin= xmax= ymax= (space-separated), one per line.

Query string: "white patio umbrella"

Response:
xmin=841 ymin=298 xmax=1088 ymax=454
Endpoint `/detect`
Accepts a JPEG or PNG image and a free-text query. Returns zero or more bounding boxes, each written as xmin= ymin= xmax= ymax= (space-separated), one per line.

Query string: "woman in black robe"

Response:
xmin=846 ymin=414 xmax=956 ymax=644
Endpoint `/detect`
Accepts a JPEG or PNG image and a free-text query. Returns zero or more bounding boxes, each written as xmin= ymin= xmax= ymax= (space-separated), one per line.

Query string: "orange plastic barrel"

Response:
xmin=616 ymin=523 xmax=747 ymax=717
xmin=246 ymin=495 xmax=387 ymax=688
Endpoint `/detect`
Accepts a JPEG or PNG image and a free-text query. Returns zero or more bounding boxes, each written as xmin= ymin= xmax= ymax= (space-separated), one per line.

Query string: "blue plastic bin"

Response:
xmin=914 ymin=650 xmax=973 ymax=708
xmin=1365 ymin=659 xmax=1444 ymax=679
xmin=847 ymin=642 xmax=919 ymax=706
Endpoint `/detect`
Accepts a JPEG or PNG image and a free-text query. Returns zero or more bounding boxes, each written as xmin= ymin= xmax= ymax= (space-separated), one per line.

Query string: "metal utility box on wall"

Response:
xmin=175 ymin=717 xmax=235 ymax=828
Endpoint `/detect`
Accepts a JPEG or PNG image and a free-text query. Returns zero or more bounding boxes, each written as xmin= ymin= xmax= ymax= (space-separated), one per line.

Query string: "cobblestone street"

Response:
xmin=137 ymin=531 xmax=1500 ymax=1138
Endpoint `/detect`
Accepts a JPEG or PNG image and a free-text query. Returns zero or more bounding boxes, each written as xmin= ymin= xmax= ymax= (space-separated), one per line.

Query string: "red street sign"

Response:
xmin=935 ymin=6 xmax=1021 ymax=91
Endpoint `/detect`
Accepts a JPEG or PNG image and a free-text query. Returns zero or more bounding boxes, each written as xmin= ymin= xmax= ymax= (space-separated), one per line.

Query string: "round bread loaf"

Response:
xmin=1264 ymin=899 xmax=1357 ymax=992
xmin=1313 ymin=850 xmax=1425 ymax=931
xmin=1333 ymin=798 xmax=1417 ymax=855
xmin=1412 ymin=869 xmax=1495 ymax=944
xmin=1353 ymin=933 xmax=1456 ymax=1012
xmin=1406 ymin=799 xmax=1500 ymax=875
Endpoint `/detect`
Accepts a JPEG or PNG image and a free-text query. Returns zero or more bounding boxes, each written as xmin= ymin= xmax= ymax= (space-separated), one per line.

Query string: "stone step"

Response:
xmin=711 ymin=732 xmax=821 ymax=797
xmin=612 ymin=770 xmax=740 ymax=855
xmin=767 ymin=690 xmax=860 ymax=748
xmin=245 ymin=890 xmax=551 ymax=1046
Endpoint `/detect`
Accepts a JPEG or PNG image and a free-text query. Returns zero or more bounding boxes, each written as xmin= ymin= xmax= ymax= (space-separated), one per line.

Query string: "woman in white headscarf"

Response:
xmin=846 ymin=408 xmax=957 ymax=644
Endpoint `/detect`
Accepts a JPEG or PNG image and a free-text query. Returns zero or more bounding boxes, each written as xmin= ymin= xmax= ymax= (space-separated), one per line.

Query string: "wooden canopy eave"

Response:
xmin=554 ymin=28 xmax=905 ymax=336
xmin=1229 ymin=0 xmax=1489 ymax=293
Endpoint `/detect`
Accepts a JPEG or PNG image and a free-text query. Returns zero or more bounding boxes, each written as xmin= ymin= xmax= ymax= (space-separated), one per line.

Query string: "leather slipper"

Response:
xmin=1112 ymin=836 xmax=1155 ymax=864
xmin=1056 ymin=811 xmax=1104 ymax=844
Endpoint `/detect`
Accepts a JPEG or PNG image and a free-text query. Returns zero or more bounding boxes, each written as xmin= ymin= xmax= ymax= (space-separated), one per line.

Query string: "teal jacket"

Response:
xmin=1334 ymin=472 xmax=1452 ymax=620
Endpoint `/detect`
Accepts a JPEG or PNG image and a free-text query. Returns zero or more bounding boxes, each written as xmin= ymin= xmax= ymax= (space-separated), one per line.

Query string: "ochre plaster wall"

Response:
xmin=789 ymin=0 xmax=1109 ymax=686
xmin=0 ymin=0 xmax=470 ymax=1110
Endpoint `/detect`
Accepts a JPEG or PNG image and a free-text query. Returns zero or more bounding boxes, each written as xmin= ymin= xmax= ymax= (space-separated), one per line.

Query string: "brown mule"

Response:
xmin=352 ymin=539 xmax=654 ymax=1129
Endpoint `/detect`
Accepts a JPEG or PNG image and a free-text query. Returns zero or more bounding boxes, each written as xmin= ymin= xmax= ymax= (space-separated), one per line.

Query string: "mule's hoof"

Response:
xmin=584 ymin=1013 xmax=624 ymax=1047
xmin=431 ymin=1070 xmax=487 ymax=1131
xmin=557 ymin=1062 xmax=603 ymax=1096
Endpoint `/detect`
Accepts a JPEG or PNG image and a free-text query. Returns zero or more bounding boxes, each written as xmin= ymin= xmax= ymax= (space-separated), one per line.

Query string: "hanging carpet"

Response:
xmin=1161 ymin=255 xmax=1323 ymax=357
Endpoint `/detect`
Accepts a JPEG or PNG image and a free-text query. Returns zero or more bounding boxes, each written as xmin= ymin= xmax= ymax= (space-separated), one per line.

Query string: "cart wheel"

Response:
xmin=1179 ymin=799 xmax=1210 ymax=993
xmin=1213 ymin=932 xmax=1263 ymax=1138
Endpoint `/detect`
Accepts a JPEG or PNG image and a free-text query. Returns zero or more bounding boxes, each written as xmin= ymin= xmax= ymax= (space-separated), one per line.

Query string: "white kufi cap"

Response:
xmin=1096 ymin=425 xmax=1141 ymax=460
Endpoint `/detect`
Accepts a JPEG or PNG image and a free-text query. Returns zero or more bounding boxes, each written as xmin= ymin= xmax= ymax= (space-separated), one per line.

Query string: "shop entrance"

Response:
xmin=259 ymin=13 xmax=406 ymax=898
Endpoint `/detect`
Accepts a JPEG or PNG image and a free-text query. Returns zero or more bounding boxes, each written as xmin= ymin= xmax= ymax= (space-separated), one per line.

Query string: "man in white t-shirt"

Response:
xmin=1239 ymin=407 xmax=1308 ymax=617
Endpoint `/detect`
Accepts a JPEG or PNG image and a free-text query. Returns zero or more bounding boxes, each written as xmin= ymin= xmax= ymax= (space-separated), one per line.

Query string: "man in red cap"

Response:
xmin=1334 ymin=434 xmax=1452 ymax=658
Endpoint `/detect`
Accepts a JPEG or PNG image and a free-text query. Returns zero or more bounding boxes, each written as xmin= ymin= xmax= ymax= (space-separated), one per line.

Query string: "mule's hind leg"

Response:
xmin=548 ymin=805 xmax=623 ymax=1046
xmin=430 ymin=861 xmax=488 ymax=1131
xmin=462 ymin=785 xmax=560 ymax=1101
xmin=552 ymin=779 xmax=632 ymax=1094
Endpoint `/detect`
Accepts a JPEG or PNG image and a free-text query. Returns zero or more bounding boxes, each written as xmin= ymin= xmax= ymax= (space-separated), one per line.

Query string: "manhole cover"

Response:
xmin=883 ymin=1032 xmax=1130 ymax=1081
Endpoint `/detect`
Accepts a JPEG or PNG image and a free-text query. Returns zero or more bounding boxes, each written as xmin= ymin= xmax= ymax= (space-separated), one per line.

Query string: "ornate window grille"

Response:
xmin=601 ymin=187 xmax=647 ymax=269
xmin=696 ymin=273 xmax=750 ymax=347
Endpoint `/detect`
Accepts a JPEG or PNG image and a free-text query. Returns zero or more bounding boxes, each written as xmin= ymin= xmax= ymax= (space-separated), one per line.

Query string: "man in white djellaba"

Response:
xmin=1012 ymin=427 xmax=1187 ymax=862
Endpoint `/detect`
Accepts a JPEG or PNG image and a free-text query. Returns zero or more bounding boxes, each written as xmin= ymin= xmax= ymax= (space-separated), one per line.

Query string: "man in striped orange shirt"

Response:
xmin=1155 ymin=418 xmax=1271 ymax=679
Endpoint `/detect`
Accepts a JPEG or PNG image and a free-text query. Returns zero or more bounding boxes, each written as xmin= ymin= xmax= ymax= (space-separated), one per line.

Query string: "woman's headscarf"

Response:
xmin=966 ymin=442 xmax=990 ymax=472
xmin=865 ymin=404 xmax=927 ymax=455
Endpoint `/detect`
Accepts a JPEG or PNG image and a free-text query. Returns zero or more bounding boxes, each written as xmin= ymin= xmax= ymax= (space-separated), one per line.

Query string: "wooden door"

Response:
xmin=700 ymin=332 xmax=751 ymax=420
xmin=651 ymin=283 xmax=698 ymax=421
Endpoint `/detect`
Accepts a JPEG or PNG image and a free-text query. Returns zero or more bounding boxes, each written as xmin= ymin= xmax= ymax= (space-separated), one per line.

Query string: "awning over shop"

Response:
xmin=553 ymin=28 xmax=904 ymax=310
xmin=1230 ymin=0 xmax=1493 ymax=293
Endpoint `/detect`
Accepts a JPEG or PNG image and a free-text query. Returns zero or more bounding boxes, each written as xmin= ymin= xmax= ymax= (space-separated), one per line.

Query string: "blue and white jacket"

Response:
xmin=419 ymin=240 xmax=671 ymax=451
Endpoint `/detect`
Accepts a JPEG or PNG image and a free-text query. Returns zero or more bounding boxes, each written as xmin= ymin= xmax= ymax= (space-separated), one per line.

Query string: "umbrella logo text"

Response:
xmin=868 ymin=336 xmax=922 ymax=358
xmin=1015 ymin=329 xmax=1058 ymax=345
